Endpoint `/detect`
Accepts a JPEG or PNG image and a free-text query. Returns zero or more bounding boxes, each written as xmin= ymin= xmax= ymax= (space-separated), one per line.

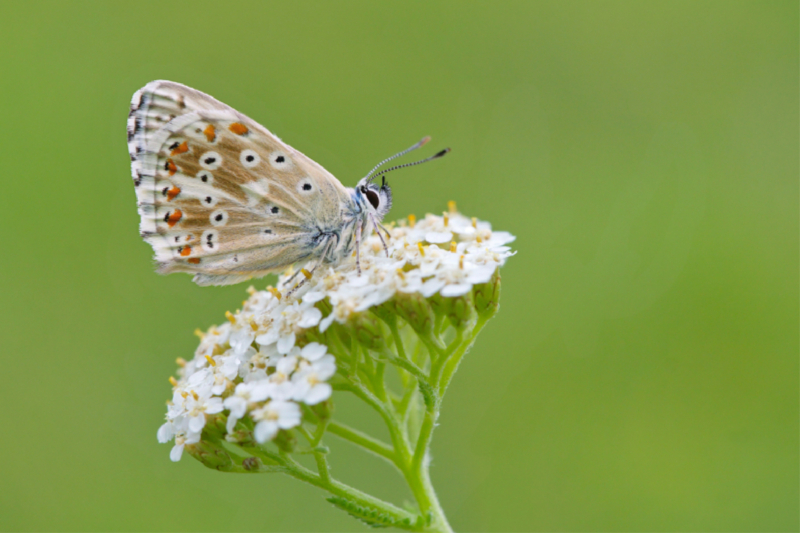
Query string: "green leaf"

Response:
xmin=326 ymin=496 xmax=415 ymax=529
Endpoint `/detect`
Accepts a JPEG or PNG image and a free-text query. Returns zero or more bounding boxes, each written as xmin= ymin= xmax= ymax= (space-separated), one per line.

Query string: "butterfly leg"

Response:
xmin=369 ymin=213 xmax=390 ymax=257
xmin=281 ymin=267 xmax=304 ymax=289
xmin=355 ymin=220 xmax=363 ymax=276
xmin=285 ymin=236 xmax=335 ymax=298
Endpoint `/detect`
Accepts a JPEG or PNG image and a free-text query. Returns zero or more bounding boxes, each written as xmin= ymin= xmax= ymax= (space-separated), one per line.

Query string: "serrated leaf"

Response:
xmin=326 ymin=496 xmax=414 ymax=529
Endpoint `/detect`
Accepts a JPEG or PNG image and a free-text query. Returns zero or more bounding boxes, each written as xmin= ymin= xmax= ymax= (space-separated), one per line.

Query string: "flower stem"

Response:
xmin=327 ymin=420 xmax=398 ymax=466
xmin=240 ymin=444 xmax=418 ymax=529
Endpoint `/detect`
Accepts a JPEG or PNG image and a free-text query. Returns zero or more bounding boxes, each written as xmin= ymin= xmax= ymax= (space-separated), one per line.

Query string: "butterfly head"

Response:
xmin=356 ymin=177 xmax=393 ymax=220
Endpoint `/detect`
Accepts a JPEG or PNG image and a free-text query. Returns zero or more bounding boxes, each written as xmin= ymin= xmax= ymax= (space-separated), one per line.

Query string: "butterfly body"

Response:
xmin=127 ymin=81 xmax=392 ymax=286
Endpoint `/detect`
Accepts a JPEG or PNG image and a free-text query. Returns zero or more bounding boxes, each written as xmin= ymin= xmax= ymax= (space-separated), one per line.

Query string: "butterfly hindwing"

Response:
xmin=128 ymin=81 xmax=352 ymax=285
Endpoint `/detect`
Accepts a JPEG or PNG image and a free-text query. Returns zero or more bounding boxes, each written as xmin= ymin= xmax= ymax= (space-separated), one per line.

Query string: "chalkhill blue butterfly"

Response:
xmin=127 ymin=81 xmax=448 ymax=288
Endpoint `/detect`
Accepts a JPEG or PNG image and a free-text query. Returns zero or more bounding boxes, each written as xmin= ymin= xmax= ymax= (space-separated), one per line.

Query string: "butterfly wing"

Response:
xmin=127 ymin=80 xmax=353 ymax=286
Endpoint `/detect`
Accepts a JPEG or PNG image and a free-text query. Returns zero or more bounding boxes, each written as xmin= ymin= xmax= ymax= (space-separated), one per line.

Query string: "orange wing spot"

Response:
xmin=170 ymin=141 xmax=189 ymax=156
xmin=166 ymin=187 xmax=181 ymax=201
xmin=188 ymin=257 xmax=201 ymax=264
xmin=229 ymin=122 xmax=249 ymax=135
xmin=167 ymin=209 xmax=183 ymax=227
xmin=180 ymin=245 xmax=192 ymax=257
xmin=203 ymin=124 xmax=216 ymax=142
xmin=166 ymin=159 xmax=177 ymax=176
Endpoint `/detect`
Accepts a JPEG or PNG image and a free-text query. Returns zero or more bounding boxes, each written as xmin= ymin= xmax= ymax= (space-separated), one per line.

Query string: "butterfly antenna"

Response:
xmin=367 ymin=147 xmax=451 ymax=184
xmin=364 ymin=136 xmax=431 ymax=181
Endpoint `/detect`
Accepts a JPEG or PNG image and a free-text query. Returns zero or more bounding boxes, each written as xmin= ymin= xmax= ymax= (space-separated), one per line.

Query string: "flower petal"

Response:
xmin=277 ymin=332 xmax=296 ymax=354
xmin=169 ymin=443 xmax=185 ymax=462
xmin=300 ymin=342 xmax=328 ymax=362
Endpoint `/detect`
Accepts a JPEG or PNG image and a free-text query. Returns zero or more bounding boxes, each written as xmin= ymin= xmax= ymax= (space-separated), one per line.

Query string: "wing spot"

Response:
xmin=167 ymin=187 xmax=181 ymax=201
xmin=200 ymin=152 xmax=222 ymax=170
xmin=203 ymin=125 xmax=216 ymax=142
xmin=188 ymin=257 xmax=201 ymax=264
xmin=240 ymin=149 xmax=261 ymax=168
xmin=269 ymin=151 xmax=290 ymax=170
xmin=297 ymin=178 xmax=315 ymax=194
xmin=165 ymin=159 xmax=177 ymax=176
xmin=264 ymin=229 xmax=272 ymax=234
xmin=210 ymin=210 xmax=228 ymax=227
xmin=202 ymin=230 xmax=218 ymax=251
xmin=170 ymin=141 xmax=189 ymax=156
xmin=197 ymin=171 xmax=213 ymax=183
xmin=271 ymin=206 xmax=279 ymax=214
xmin=229 ymin=122 xmax=249 ymax=135
xmin=179 ymin=246 xmax=192 ymax=257
xmin=165 ymin=209 xmax=183 ymax=227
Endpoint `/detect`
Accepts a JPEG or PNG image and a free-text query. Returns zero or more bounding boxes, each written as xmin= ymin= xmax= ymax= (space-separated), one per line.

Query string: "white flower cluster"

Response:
xmin=158 ymin=209 xmax=515 ymax=461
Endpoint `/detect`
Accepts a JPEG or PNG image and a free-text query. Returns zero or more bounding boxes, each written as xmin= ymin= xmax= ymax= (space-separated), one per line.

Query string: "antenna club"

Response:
xmin=420 ymin=136 xmax=432 ymax=146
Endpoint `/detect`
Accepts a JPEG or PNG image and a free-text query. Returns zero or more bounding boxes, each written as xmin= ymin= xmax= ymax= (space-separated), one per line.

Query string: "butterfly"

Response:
xmin=127 ymin=81 xmax=448 ymax=288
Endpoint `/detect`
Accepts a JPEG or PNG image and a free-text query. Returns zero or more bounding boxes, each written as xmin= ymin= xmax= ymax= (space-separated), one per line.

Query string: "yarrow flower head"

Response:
xmin=158 ymin=205 xmax=514 ymax=532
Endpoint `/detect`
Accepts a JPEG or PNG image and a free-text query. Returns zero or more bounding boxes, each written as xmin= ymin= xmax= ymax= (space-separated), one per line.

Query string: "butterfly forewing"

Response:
xmin=128 ymin=81 xmax=352 ymax=285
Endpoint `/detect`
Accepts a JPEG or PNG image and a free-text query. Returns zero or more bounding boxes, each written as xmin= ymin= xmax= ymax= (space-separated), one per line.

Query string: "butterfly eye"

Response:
xmin=365 ymin=188 xmax=380 ymax=210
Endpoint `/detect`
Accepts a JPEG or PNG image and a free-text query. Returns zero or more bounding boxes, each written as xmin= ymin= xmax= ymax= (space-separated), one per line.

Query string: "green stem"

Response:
xmin=327 ymin=420 xmax=398 ymax=467
xmin=277 ymin=451 xmax=418 ymax=529
xmin=313 ymin=449 xmax=331 ymax=484
xmin=389 ymin=320 xmax=409 ymax=361
xmin=333 ymin=382 xmax=412 ymax=468
xmin=438 ymin=318 xmax=487 ymax=394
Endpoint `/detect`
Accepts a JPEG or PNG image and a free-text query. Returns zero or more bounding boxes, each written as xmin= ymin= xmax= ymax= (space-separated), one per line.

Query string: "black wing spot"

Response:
xmin=169 ymin=141 xmax=180 ymax=151
xmin=215 ymin=214 xmax=223 ymax=222
xmin=264 ymin=229 xmax=272 ymax=234
xmin=246 ymin=154 xmax=255 ymax=162
xmin=275 ymin=155 xmax=285 ymax=163
xmin=303 ymin=183 xmax=312 ymax=191
xmin=162 ymin=187 xmax=169 ymax=196
xmin=204 ymin=157 xmax=216 ymax=165
xmin=271 ymin=206 xmax=279 ymax=214
xmin=205 ymin=196 xmax=212 ymax=204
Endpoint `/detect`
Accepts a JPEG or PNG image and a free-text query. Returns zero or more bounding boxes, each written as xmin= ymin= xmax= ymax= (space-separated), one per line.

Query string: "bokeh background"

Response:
xmin=1 ymin=1 xmax=797 ymax=531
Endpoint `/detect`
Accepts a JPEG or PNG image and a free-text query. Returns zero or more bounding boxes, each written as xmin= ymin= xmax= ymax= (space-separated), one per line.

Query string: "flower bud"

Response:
xmin=225 ymin=429 xmax=256 ymax=447
xmin=241 ymin=456 xmax=262 ymax=471
xmin=473 ymin=270 xmax=501 ymax=320
xmin=369 ymin=301 xmax=397 ymax=327
xmin=273 ymin=429 xmax=297 ymax=453
xmin=311 ymin=398 xmax=334 ymax=421
xmin=393 ymin=292 xmax=436 ymax=340
xmin=348 ymin=312 xmax=386 ymax=351
xmin=185 ymin=440 xmax=233 ymax=471
xmin=430 ymin=292 xmax=477 ymax=331
xmin=203 ymin=413 xmax=228 ymax=441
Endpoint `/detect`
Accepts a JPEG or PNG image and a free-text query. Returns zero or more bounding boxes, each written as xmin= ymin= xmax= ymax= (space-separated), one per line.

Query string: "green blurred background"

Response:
xmin=1 ymin=1 xmax=797 ymax=531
